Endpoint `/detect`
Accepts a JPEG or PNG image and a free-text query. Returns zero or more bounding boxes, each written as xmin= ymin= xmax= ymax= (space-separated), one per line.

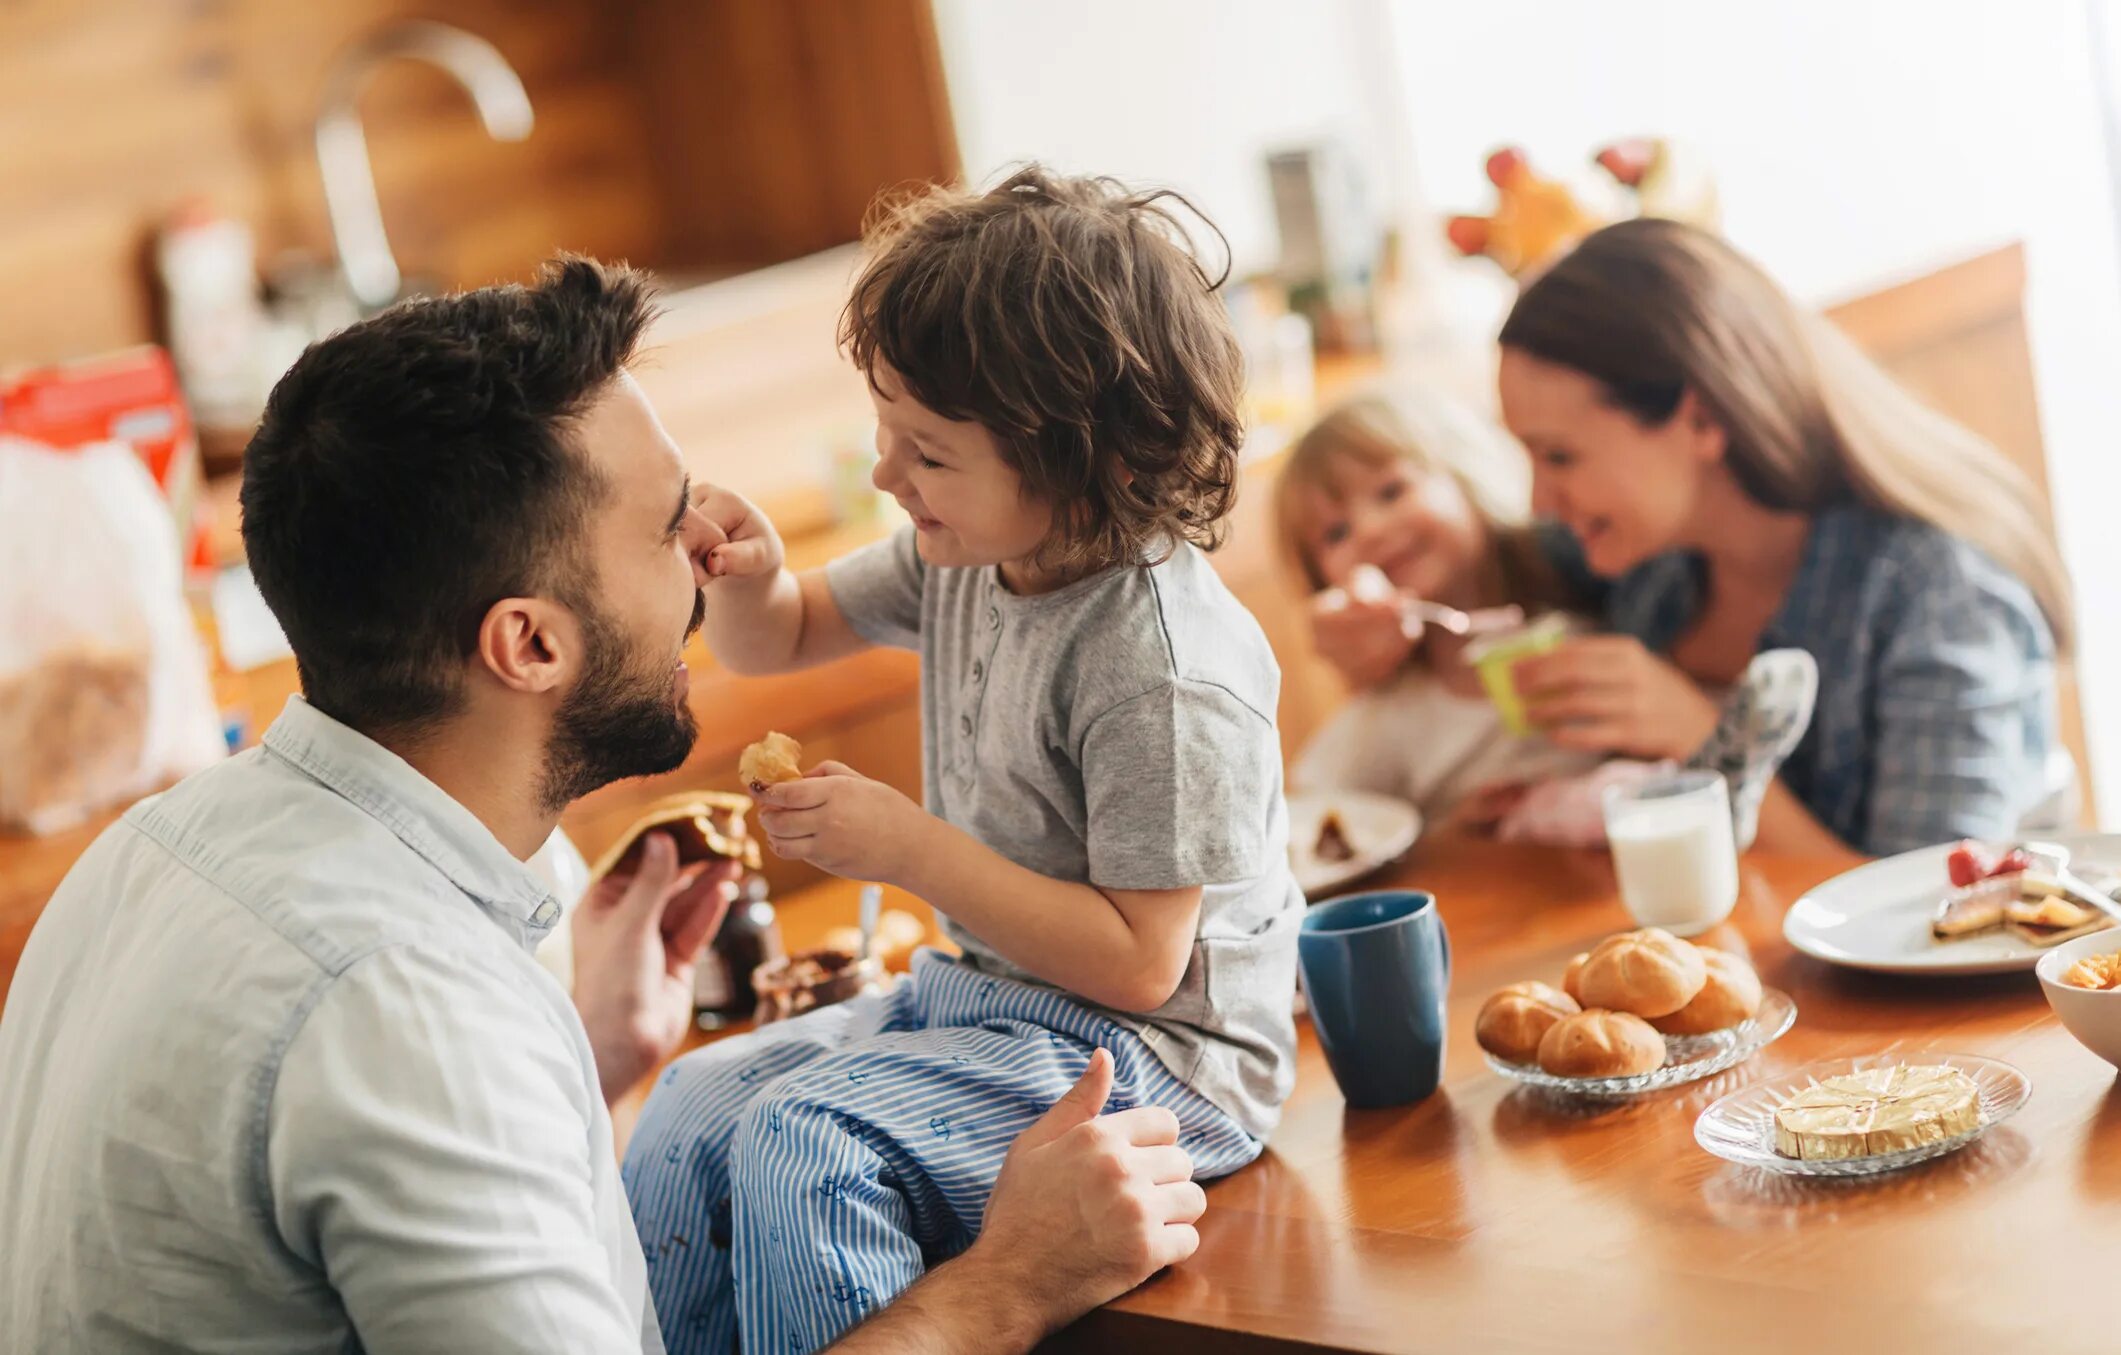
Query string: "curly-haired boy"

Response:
xmin=624 ymin=166 xmax=1301 ymax=1354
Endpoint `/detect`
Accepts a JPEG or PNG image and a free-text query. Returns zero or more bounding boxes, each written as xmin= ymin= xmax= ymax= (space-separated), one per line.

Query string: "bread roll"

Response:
xmin=1576 ymin=928 xmax=1707 ymax=1018
xmin=1476 ymin=981 xmax=1581 ymax=1064
xmin=1561 ymin=951 xmax=1589 ymax=1004
xmin=1650 ymin=947 xmax=1763 ymax=1035
xmin=1536 ymin=1009 xmax=1667 ymax=1078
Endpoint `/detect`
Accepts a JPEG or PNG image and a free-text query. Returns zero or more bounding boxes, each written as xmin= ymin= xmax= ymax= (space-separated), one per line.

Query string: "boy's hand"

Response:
xmin=755 ymin=760 xmax=929 ymax=882
xmin=691 ymin=482 xmax=785 ymax=582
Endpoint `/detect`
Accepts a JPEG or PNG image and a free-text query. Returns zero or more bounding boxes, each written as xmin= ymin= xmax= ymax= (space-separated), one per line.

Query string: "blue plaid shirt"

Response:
xmin=1547 ymin=505 xmax=2059 ymax=855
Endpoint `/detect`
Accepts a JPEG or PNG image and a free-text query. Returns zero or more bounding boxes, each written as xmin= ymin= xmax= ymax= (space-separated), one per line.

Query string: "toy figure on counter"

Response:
xmin=1445 ymin=147 xmax=1606 ymax=281
xmin=1446 ymin=137 xmax=1722 ymax=279
xmin=1594 ymin=136 xmax=1721 ymax=231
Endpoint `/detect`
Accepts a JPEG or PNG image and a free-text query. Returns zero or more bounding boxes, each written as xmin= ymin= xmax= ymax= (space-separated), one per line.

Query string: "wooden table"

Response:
xmin=1051 ymin=834 xmax=2121 ymax=1354
xmin=15 ymin=818 xmax=2112 ymax=1351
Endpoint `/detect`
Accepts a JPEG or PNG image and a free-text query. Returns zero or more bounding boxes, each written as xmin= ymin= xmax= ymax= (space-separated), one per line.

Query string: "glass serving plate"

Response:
xmin=1693 ymin=1052 xmax=2031 ymax=1177
xmin=1484 ymin=987 xmax=1797 ymax=1097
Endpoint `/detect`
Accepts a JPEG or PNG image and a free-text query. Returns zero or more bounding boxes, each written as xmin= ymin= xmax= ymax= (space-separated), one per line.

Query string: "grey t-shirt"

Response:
xmin=826 ymin=527 xmax=1301 ymax=1140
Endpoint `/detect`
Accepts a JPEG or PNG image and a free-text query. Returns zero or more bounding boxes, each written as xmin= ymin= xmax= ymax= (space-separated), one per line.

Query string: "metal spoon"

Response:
xmin=1402 ymin=599 xmax=1526 ymax=639
xmin=1339 ymin=566 xmax=1524 ymax=640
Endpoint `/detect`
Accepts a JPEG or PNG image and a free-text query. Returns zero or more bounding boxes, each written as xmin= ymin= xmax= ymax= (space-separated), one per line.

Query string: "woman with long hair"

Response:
xmin=1492 ymin=218 xmax=2069 ymax=855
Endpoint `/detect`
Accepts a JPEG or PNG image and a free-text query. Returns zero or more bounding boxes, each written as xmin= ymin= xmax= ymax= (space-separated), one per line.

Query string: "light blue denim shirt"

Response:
xmin=0 ymin=697 xmax=661 ymax=1353
xmin=1546 ymin=504 xmax=2059 ymax=855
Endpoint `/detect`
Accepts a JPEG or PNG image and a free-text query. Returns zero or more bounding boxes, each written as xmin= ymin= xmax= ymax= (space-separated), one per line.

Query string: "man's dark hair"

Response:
xmin=240 ymin=255 xmax=660 ymax=739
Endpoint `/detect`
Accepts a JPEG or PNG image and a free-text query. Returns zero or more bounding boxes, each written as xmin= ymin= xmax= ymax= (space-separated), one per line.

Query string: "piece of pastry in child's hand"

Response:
xmin=1476 ymin=981 xmax=1580 ymax=1064
xmin=739 ymin=731 xmax=804 ymax=794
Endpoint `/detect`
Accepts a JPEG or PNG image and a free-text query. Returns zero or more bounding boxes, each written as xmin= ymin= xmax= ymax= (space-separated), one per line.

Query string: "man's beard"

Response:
xmin=537 ymin=588 xmax=705 ymax=814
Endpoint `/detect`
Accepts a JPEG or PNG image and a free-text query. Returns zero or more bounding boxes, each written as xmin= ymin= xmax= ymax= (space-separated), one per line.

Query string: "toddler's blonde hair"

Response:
xmin=1273 ymin=386 xmax=1537 ymax=594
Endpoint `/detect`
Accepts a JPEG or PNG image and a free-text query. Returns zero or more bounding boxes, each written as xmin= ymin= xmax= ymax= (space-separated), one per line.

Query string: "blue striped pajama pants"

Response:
xmin=621 ymin=949 xmax=1264 ymax=1355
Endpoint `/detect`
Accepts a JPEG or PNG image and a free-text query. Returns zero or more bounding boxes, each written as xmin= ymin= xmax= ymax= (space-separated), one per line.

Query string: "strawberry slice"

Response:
xmin=1947 ymin=841 xmax=1994 ymax=888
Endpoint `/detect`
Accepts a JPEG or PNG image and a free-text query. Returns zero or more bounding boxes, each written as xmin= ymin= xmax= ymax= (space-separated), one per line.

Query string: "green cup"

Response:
xmin=1464 ymin=614 xmax=1571 ymax=735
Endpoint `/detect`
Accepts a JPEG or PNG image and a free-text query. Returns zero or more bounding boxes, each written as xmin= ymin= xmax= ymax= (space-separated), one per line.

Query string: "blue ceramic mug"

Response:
xmin=1298 ymin=890 xmax=1451 ymax=1108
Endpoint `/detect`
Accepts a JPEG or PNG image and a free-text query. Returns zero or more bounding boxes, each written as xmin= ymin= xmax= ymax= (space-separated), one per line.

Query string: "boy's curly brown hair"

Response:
xmin=839 ymin=165 xmax=1246 ymax=574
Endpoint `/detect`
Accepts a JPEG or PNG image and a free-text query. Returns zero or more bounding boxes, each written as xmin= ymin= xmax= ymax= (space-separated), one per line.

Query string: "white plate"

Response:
xmin=1783 ymin=832 xmax=2121 ymax=975
xmin=1694 ymin=1052 xmax=2030 ymax=1176
xmin=1485 ymin=987 xmax=1796 ymax=1099
xmin=1286 ymin=789 xmax=1423 ymax=899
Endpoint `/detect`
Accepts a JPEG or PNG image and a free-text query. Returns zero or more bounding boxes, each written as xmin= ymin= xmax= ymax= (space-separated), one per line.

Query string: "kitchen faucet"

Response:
xmin=315 ymin=21 xmax=533 ymax=311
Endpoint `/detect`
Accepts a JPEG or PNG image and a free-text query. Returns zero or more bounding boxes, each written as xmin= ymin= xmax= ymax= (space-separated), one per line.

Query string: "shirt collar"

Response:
xmin=1612 ymin=504 xmax=1853 ymax=655
xmin=983 ymin=558 xmax=1126 ymax=615
xmin=260 ymin=696 xmax=562 ymax=944
xmin=1758 ymin=504 xmax=1855 ymax=651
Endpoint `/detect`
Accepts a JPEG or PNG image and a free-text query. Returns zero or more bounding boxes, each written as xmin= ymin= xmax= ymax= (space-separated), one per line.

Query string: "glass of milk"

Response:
xmin=1602 ymin=770 xmax=1739 ymax=936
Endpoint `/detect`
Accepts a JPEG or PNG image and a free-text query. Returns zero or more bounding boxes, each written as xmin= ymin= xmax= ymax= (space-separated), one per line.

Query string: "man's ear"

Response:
xmin=475 ymin=597 xmax=577 ymax=696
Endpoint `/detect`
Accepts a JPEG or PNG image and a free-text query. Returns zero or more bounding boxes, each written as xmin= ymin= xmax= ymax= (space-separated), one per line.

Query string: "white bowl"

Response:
xmin=2035 ymin=929 xmax=2121 ymax=1068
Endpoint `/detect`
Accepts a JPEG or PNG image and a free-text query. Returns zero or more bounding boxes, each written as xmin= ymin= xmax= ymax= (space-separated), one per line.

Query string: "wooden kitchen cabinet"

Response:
xmin=625 ymin=0 xmax=961 ymax=272
xmin=0 ymin=0 xmax=959 ymax=369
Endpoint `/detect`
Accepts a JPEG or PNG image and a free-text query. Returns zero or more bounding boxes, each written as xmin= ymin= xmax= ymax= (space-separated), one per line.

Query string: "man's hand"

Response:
xmin=691 ymin=482 xmax=785 ymax=583
xmin=568 ymin=832 xmax=736 ymax=1104
xmin=755 ymin=761 xmax=931 ymax=883
xmin=821 ymin=1050 xmax=1206 ymax=1353
xmin=972 ymin=1050 xmax=1204 ymax=1321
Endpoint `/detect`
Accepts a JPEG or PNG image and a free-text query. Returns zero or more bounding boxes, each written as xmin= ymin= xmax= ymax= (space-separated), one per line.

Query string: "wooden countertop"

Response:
xmin=1041 ymin=832 xmax=2118 ymax=1353
xmin=14 ymin=801 xmax=2113 ymax=1350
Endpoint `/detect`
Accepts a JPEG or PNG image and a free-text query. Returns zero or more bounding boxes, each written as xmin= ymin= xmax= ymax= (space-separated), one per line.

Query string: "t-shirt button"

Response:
xmin=959 ymin=713 xmax=974 ymax=736
xmin=971 ymin=659 xmax=985 ymax=682
xmin=987 ymin=607 xmax=1000 ymax=631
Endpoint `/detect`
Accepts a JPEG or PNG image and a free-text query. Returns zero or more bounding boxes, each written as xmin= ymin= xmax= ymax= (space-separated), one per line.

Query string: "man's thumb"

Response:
xmin=1021 ymin=1047 xmax=1114 ymax=1149
xmin=618 ymin=832 xmax=680 ymax=919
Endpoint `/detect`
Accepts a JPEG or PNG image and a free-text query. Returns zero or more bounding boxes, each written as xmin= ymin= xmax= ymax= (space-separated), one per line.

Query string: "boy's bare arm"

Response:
xmin=901 ymin=826 xmax=1202 ymax=1013
xmin=693 ymin=483 xmax=869 ymax=674
xmin=756 ymin=766 xmax=1202 ymax=1012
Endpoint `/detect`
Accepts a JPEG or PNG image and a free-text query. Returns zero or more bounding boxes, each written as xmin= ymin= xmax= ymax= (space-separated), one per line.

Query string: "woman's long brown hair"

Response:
xmin=1500 ymin=218 xmax=2073 ymax=650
